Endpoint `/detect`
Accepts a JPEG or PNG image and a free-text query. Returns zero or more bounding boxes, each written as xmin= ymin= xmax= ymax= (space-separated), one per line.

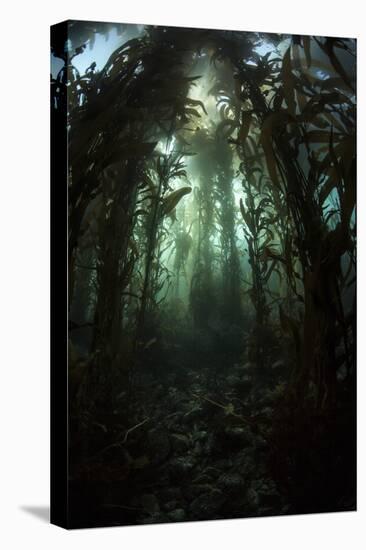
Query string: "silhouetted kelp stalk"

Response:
xmin=212 ymin=133 xmax=242 ymax=323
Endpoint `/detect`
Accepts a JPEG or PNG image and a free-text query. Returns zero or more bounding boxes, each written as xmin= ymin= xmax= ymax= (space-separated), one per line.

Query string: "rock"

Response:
xmin=193 ymin=441 xmax=203 ymax=456
xmin=166 ymin=412 xmax=183 ymax=430
xmin=260 ymin=406 xmax=273 ymax=416
xmin=202 ymin=433 xmax=215 ymax=455
xmin=272 ymin=359 xmax=286 ymax=372
xmin=227 ymin=374 xmax=241 ymax=386
xmin=233 ymin=363 xmax=243 ymax=374
xmin=183 ymin=483 xmax=214 ymax=500
xmin=159 ymin=487 xmax=183 ymax=502
xmin=253 ymin=434 xmax=267 ymax=454
xmin=224 ymin=425 xmax=252 ymax=447
xmin=168 ymin=387 xmax=187 ymax=403
xmin=237 ymin=376 xmax=253 ymax=392
xmin=193 ymin=430 xmax=208 ymax=442
xmin=170 ymin=433 xmax=191 ymax=453
xmin=163 ymin=500 xmax=180 ymax=512
xmin=203 ymin=466 xmax=221 ymax=479
xmin=168 ymin=457 xmax=195 ymax=480
xmin=147 ymin=428 xmax=171 ymax=465
xmin=180 ymin=400 xmax=197 ymax=413
xmin=212 ymin=425 xmax=251 ymax=453
xmin=192 ymin=473 xmax=212 ymax=484
xmin=256 ymin=480 xmax=282 ymax=508
xmin=217 ymin=472 xmax=245 ymax=495
xmin=143 ymin=511 xmax=167 ymax=524
xmin=246 ymin=487 xmax=259 ymax=509
xmin=337 ymin=364 xmax=347 ymax=382
xmin=189 ymin=490 xmax=224 ymax=520
xmin=141 ymin=494 xmax=160 ymax=515
xmin=258 ymin=489 xmax=282 ymax=508
xmin=208 ymin=431 xmax=225 ymax=454
xmin=155 ymin=384 xmax=166 ymax=398
xmin=116 ymin=390 xmax=127 ymax=402
xmin=214 ymin=458 xmax=233 ymax=470
xmin=235 ymin=450 xmax=256 ymax=477
xmin=243 ymin=361 xmax=255 ymax=373
xmin=168 ymin=509 xmax=186 ymax=522
xmin=183 ymin=406 xmax=205 ymax=423
xmin=259 ymin=388 xmax=277 ymax=407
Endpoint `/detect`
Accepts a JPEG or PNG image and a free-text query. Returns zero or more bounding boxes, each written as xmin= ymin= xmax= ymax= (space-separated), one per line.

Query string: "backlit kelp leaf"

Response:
xmin=336 ymin=133 xmax=356 ymax=178
xmin=257 ymin=196 xmax=273 ymax=213
xmin=291 ymin=43 xmax=302 ymax=71
xmin=305 ymin=130 xmax=342 ymax=143
xmin=260 ymin=110 xmax=294 ymax=188
xmin=239 ymin=198 xmax=255 ymax=233
xmin=238 ymin=111 xmax=252 ymax=143
xmin=305 ymin=57 xmax=334 ymax=78
xmin=339 ymin=146 xmax=356 ymax=227
xmin=234 ymin=77 xmax=242 ymax=100
xmin=282 ymin=47 xmax=297 ymax=117
xmin=320 ymin=77 xmax=355 ymax=95
xmin=161 ymin=187 xmax=192 ymax=217
xmin=273 ymin=88 xmax=284 ymax=111
xmin=185 ymin=97 xmax=208 ymax=115
xmin=318 ymin=167 xmax=339 ymax=206
xmin=319 ymin=130 xmax=355 ymax=223
xmin=219 ymin=103 xmax=230 ymax=120
xmin=259 ymin=246 xmax=283 ymax=262
xmin=134 ymin=208 xmax=150 ymax=217
xmin=216 ymin=118 xmax=239 ymax=138
xmin=184 ymin=108 xmax=202 ymax=119
xmin=310 ymin=115 xmax=331 ymax=129
xmin=322 ymin=38 xmax=355 ymax=92
xmin=302 ymin=36 xmax=312 ymax=68
xmin=140 ymin=172 xmax=157 ymax=192
xmin=294 ymin=90 xmax=308 ymax=114
xmin=297 ymin=92 xmax=347 ymax=125
xmin=261 ymin=140 xmax=279 ymax=189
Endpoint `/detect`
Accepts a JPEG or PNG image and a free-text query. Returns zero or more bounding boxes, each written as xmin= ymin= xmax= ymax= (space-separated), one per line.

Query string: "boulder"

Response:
xmin=147 ymin=428 xmax=171 ymax=466
xmin=217 ymin=472 xmax=245 ymax=495
xmin=168 ymin=508 xmax=186 ymax=522
xmin=168 ymin=457 xmax=195 ymax=480
xmin=163 ymin=500 xmax=180 ymax=512
xmin=159 ymin=486 xmax=183 ymax=502
xmin=224 ymin=425 xmax=252 ymax=447
xmin=141 ymin=494 xmax=160 ymax=515
xmin=170 ymin=433 xmax=191 ymax=453
xmin=189 ymin=490 xmax=225 ymax=520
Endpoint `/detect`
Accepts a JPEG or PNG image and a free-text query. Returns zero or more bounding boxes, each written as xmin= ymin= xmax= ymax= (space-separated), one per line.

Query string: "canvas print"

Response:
xmin=51 ymin=20 xmax=356 ymax=528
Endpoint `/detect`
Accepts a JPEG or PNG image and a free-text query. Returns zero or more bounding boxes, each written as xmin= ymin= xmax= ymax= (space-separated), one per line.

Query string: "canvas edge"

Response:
xmin=50 ymin=20 xmax=69 ymax=530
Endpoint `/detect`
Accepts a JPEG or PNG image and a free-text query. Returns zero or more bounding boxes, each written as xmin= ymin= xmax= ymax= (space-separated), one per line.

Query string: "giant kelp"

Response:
xmin=52 ymin=23 xmax=356 ymax=527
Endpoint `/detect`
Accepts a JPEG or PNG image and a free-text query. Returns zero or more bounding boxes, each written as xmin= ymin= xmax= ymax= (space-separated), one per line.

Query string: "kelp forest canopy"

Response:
xmin=52 ymin=21 xmax=356 ymax=527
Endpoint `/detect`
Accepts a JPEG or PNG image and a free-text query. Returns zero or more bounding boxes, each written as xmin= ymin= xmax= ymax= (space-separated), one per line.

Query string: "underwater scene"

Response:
xmin=51 ymin=21 xmax=356 ymax=528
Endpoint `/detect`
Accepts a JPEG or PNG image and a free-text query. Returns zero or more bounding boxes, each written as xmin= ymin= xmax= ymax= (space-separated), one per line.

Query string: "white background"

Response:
xmin=0 ymin=0 xmax=364 ymax=548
